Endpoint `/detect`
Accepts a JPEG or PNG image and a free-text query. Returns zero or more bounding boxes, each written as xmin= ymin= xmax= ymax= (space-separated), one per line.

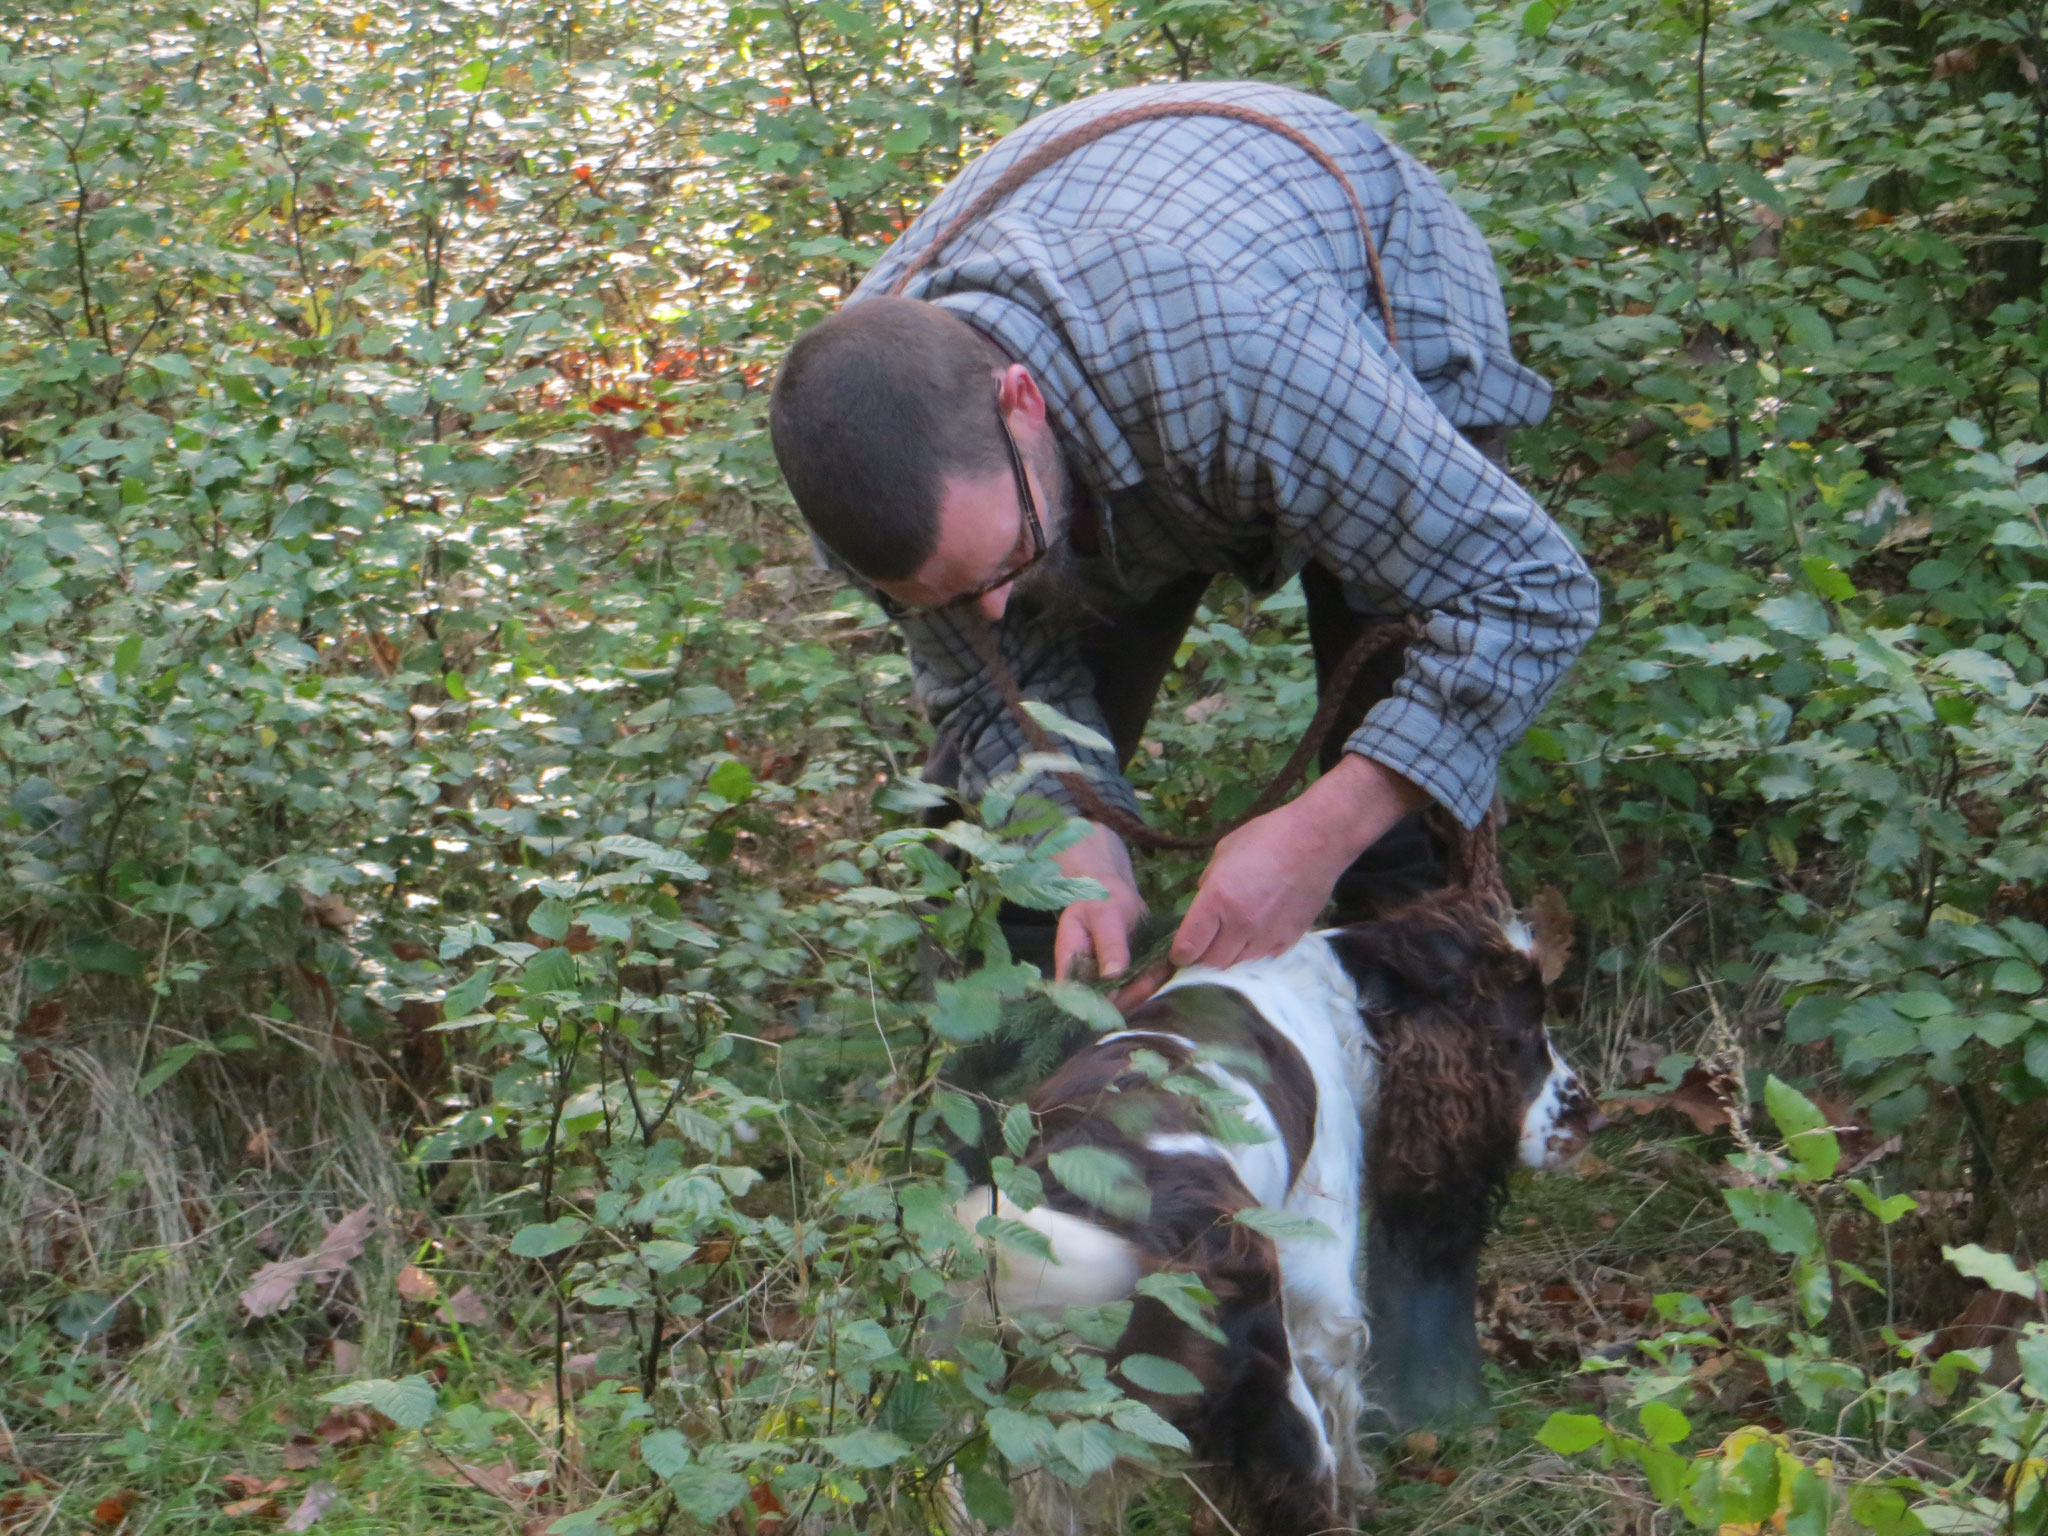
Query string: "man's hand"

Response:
xmin=1170 ymin=754 xmax=1428 ymax=972
xmin=1052 ymin=823 xmax=1146 ymax=982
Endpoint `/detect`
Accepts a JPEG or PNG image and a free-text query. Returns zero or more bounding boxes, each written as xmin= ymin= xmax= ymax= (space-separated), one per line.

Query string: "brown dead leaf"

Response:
xmin=1933 ymin=42 xmax=1988 ymax=77
xmin=301 ymin=891 xmax=357 ymax=932
xmin=1525 ymin=886 xmax=1574 ymax=985
xmin=279 ymin=1437 xmax=324 ymax=1471
xmin=1603 ymin=1064 xmax=1737 ymax=1135
xmin=1875 ymin=512 xmax=1934 ymax=552
xmin=427 ymin=1456 xmax=528 ymax=1505
xmin=2 ymin=1488 xmax=53 ymax=1534
xmin=330 ymin=1338 xmax=360 ymax=1375
xmin=312 ymin=1408 xmax=383 ymax=1448
xmin=222 ymin=1474 xmax=290 ymax=1500
xmin=282 ymin=1481 xmax=339 ymax=1532
xmin=445 ymin=1285 xmax=490 ymax=1326
xmin=92 ymin=1490 xmax=136 ymax=1528
xmin=221 ymin=1497 xmax=283 ymax=1519
xmin=487 ymin=1384 xmax=543 ymax=1419
xmin=396 ymin=1264 xmax=439 ymax=1303
xmin=1931 ymin=1287 xmax=2028 ymax=1386
xmin=1854 ymin=207 xmax=1894 ymax=229
xmin=246 ymin=1125 xmax=276 ymax=1164
xmin=2016 ymin=45 xmax=2040 ymax=85
xmin=239 ymin=1205 xmax=374 ymax=1319
xmin=389 ymin=940 xmax=431 ymax=962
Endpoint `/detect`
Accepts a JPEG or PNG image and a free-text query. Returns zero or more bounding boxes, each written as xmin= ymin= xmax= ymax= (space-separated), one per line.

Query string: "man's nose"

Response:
xmin=976 ymin=584 xmax=1013 ymax=622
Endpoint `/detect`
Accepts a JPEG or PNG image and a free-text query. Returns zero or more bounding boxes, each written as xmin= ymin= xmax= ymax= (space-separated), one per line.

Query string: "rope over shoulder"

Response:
xmin=882 ymin=100 xmax=1400 ymax=354
xmin=873 ymin=99 xmax=1508 ymax=909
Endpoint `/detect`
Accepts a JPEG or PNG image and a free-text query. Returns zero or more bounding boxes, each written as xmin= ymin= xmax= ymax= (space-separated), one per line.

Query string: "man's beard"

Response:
xmin=1008 ymin=442 xmax=1094 ymax=615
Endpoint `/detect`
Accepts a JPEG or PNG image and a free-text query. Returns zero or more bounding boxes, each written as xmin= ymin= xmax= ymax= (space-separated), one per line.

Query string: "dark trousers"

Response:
xmin=1066 ymin=559 xmax=1448 ymax=927
xmin=929 ymin=427 xmax=1509 ymax=962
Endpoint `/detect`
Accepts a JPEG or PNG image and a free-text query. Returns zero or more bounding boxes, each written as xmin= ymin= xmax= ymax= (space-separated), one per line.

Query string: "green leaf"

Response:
xmin=1943 ymin=1243 xmax=2041 ymax=1298
xmin=137 ymin=1040 xmax=211 ymax=1096
xmin=1992 ymin=959 xmax=2043 ymax=995
xmin=1536 ymin=1411 xmax=1607 ymax=1455
xmin=675 ymin=685 xmax=737 ymax=716
xmin=1232 ymin=1206 xmax=1337 ymax=1244
xmin=528 ymin=898 xmax=572 ymax=941
xmin=454 ymin=56 xmax=491 ymax=91
xmin=319 ymin=1375 xmax=438 ymax=1430
xmin=1725 ymin=1186 xmax=1820 ymax=1258
xmin=957 ymin=1464 xmax=1015 ymax=1526
xmin=1844 ymin=1178 xmax=1917 ymax=1225
xmin=1946 ymin=418 xmax=1986 ymax=450
xmin=1134 ymin=1271 xmax=1224 ymax=1343
xmin=441 ymin=964 xmax=496 ymax=1021
xmin=113 ymin=634 xmax=142 ymax=678
xmin=640 ymin=1429 xmax=693 ymax=1479
xmin=664 ymin=1465 xmax=748 ymax=1522
xmin=1764 ymin=1076 xmax=1840 ymax=1182
xmin=706 ymin=759 xmax=754 ymax=803
xmin=932 ymin=1087 xmax=983 ymax=1147
xmin=820 ymin=1428 xmax=910 ymax=1469
xmin=520 ymin=947 xmax=580 ymax=995
xmin=1638 ymin=1400 xmax=1689 ymax=1446
xmin=1046 ymin=1146 xmax=1149 ymax=1221
xmin=1118 ymin=1353 xmax=1204 ymax=1396
xmin=510 ymin=1217 xmax=588 ymax=1258
xmin=984 ymin=1406 xmax=1055 ymax=1467
xmin=1017 ymin=701 xmax=1114 ymax=754
xmin=1001 ymin=1101 xmax=1035 ymax=1159
xmin=1042 ymin=980 xmax=1122 ymax=1032
xmin=1110 ymin=1400 xmax=1189 ymax=1450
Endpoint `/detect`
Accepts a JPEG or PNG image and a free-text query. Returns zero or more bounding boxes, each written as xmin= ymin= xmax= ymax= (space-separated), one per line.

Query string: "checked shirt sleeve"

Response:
xmin=898 ymin=605 xmax=1142 ymax=823
xmin=1222 ymin=291 xmax=1600 ymax=829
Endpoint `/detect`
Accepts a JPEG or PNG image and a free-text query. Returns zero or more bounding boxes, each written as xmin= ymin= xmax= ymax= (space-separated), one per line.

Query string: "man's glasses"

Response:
xmin=875 ymin=402 xmax=1045 ymax=623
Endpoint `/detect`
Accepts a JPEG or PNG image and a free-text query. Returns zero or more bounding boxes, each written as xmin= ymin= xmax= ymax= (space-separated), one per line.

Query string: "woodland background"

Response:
xmin=4 ymin=0 xmax=2048 ymax=1531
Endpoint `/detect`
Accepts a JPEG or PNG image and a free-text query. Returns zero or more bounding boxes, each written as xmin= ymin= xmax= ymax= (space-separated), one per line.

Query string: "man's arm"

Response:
xmin=1164 ymin=290 xmax=1598 ymax=969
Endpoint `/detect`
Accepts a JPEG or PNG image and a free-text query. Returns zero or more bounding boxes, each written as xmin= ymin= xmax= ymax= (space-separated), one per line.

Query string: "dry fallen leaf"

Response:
xmin=92 ymin=1490 xmax=136 ymax=1529
xmin=279 ymin=1437 xmax=323 ymax=1471
xmin=1525 ymin=885 xmax=1574 ymax=985
xmin=445 ymin=1285 xmax=490 ymax=1326
xmin=396 ymin=1264 xmax=439 ymax=1303
xmin=330 ymin=1338 xmax=360 ymax=1375
xmin=221 ymin=1497 xmax=282 ymax=1519
xmin=246 ymin=1125 xmax=276 ymax=1163
xmin=1603 ymin=1064 xmax=1737 ymax=1135
xmin=222 ymin=1474 xmax=289 ymax=1499
xmin=239 ymin=1206 xmax=375 ymax=1320
xmin=282 ymin=1481 xmax=340 ymax=1532
xmin=427 ymin=1456 xmax=528 ymax=1505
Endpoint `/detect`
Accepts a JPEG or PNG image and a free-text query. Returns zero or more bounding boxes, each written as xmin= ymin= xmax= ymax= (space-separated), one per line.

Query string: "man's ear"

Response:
xmin=996 ymin=362 xmax=1046 ymax=430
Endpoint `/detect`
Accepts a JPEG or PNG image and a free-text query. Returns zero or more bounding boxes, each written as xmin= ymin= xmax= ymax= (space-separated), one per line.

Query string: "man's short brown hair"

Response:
xmin=768 ymin=296 xmax=1009 ymax=581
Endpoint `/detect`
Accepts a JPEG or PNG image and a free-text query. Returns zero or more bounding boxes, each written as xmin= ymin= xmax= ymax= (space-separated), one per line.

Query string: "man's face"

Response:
xmin=870 ymin=364 xmax=1074 ymax=624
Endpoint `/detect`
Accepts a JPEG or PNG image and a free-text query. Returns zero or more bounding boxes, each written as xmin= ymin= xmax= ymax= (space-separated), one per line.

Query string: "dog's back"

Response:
xmin=955 ymin=891 xmax=1598 ymax=1535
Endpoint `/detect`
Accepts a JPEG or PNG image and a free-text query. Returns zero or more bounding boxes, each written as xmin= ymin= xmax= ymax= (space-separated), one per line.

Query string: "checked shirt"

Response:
xmin=850 ymin=80 xmax=1600 ymax=830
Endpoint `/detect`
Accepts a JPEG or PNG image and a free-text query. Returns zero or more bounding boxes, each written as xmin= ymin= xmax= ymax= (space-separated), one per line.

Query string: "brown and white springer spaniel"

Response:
xmin=957 ymin=890 xmax=1599 ymax=1536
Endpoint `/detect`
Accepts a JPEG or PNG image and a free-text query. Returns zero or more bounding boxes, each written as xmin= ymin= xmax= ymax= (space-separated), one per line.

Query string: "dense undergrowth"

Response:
xmin=5 ymin=0 xmax=2048 ymax=1531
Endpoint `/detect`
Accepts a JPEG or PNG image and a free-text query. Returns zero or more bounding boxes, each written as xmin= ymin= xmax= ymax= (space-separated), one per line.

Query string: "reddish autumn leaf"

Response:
xmin=279 ymin=1437 xmax=323 ymax=1471
xmin=92 ymin=1490 xmax=136 ymax=1528
xmin=395 ymin=1264 xmax=439 ymax=1303
xmin=1524 ymin=885 xmax=1574 ymax=985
